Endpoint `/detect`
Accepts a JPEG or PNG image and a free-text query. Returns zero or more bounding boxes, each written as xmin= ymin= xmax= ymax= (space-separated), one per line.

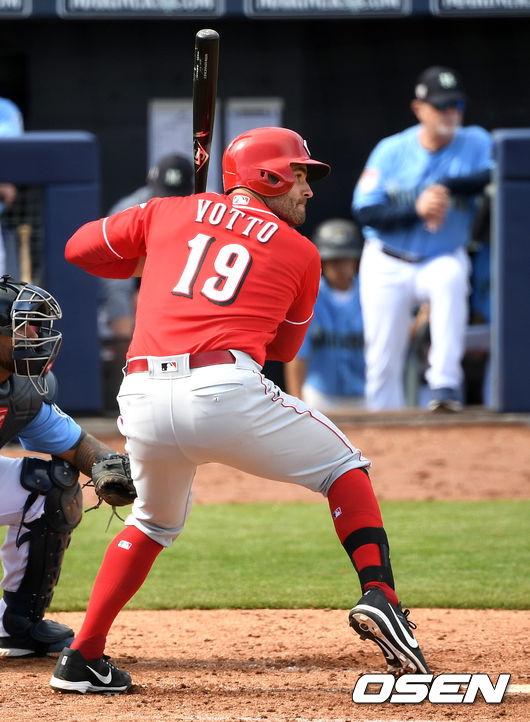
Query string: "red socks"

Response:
xmin=71 ymin=525 xmax=163 ymax=660
xmin=71 ymin=470 xmax=397 ymax=661
xmin=328 ymin=468 xmax=398 ymax=607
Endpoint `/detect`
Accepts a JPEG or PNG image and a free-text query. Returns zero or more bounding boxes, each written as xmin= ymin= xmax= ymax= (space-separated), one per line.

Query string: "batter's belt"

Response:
xmin=125 ymin=350 xmax=235 ymax=375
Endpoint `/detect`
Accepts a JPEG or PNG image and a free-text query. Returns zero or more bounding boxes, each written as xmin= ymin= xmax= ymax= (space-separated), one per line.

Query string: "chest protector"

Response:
xmin=0 ymin=372 xmax=57 ymax=448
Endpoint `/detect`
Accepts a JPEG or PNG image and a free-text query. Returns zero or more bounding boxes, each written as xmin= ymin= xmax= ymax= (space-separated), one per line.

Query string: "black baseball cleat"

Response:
xmin=349 ymin=587 xmax=430 ymax=675
xmin=50 ymin=647 xmax=132 ymax=695
xmin=0 ymin=618 xmax=74 ymax=658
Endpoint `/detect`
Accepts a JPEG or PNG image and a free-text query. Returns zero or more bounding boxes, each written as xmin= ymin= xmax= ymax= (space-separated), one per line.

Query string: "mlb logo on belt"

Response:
xmin=161 ymin=361 xmax=178 ymax=372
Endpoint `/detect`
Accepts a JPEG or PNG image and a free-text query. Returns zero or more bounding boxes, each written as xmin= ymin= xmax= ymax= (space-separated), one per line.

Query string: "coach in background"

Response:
xmin=352 ymin=66 xmax=492 ymax=412
xmin=285 ymin=218 xmax=365 ymax=413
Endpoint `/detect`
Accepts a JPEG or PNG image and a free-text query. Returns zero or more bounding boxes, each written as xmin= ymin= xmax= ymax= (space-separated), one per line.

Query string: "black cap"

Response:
xmin=147 ymin=154 xmax=194 ymax=196
xmin=414 ymin=66 xmax=466 ymax=109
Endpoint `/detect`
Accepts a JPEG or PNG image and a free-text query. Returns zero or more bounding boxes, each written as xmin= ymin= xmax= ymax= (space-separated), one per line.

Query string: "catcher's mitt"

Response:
xmin=91 ymin=453 xmax=136 ymax=508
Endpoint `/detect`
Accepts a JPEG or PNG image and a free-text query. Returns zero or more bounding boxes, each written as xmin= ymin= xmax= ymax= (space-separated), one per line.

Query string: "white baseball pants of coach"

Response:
xmin=359 ymin=242 xmax=471 ymax=410
xmin=117 ymin=350 xmax=370 ymax=547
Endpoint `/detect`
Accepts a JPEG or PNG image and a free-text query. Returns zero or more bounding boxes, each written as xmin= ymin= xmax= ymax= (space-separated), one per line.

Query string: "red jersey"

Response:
xmin=65 ymin=192 xmax=322 ymax=365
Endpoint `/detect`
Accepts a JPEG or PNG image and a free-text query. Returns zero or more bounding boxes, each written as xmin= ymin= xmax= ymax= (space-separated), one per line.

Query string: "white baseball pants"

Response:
xmin=359 ymin=242 xmax=470 ymax=410
xmin=117 ymin=350 xmax=370 ymax=547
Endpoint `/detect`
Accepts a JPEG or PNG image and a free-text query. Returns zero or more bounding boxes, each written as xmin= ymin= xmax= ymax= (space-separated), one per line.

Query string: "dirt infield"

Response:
xmin=1 ymin=417 xmax=529 ymax=721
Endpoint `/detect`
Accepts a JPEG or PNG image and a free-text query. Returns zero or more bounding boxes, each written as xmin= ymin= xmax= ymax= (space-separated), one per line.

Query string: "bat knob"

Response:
xmin=196 ymin=29 xmax=219 ymax=41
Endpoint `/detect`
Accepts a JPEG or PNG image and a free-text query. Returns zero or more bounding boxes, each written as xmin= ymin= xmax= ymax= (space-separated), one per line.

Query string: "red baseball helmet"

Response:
xmin=222 ymin=127 xmax=331 ymax=197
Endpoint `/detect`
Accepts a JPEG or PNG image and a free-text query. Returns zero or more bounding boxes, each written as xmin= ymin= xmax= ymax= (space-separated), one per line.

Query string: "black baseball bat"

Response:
xmin=193 ymin=29 xmax=220 ymax=194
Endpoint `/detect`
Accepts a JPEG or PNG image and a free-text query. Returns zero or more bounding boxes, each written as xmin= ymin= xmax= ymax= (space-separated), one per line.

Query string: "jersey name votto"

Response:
xmin=194 ymin=198 xmax=279 ymax=243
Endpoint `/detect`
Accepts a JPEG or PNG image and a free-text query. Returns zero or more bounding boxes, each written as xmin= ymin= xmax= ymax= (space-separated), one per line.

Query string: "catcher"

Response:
xmin=0 ymin=275 xmax=135 ymax=658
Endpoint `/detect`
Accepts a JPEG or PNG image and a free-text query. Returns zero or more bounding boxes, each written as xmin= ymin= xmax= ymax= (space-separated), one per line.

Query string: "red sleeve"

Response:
xmin=65 ymin=203 xmax=150 ymax=278
xmin=265 ymin=251 xmax=321 ymax=363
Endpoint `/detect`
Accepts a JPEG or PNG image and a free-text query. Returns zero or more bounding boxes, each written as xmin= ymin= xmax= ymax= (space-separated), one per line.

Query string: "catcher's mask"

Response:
xmin=222 ymin=126 xmax=330 ymax=197
xmin=0 ymin=274 xmax=62 ymax=395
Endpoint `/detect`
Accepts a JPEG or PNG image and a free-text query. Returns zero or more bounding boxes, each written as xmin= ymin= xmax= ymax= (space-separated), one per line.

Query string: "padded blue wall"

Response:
xmin=0 ymin=132 xmax=102 ymax=413
xmin=492 ymin=129 xmax=530 ymax=413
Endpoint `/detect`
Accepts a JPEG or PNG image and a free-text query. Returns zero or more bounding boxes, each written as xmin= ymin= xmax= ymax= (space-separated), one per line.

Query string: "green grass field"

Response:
xmin=18 ymin=499 xmax=526 ymax=612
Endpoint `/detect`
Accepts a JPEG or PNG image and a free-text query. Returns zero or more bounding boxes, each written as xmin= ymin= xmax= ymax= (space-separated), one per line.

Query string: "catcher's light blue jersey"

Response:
xmin=353 ymin=124 xmax=492 ymax=259
xmin=18 ymin=402 xmax=82 ymax=454
xmin=297 ymin=277 xmax=365 ymax=397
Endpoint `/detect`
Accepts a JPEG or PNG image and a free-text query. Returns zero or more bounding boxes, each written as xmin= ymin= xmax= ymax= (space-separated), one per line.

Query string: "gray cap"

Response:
xmin=313 ymin=218 xmax=364 ymax=261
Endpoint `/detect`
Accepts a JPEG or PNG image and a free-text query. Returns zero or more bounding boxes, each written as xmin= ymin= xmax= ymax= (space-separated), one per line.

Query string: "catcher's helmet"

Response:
xmin=222 ymin=127 xmax=330 ymax=197
xmin=0 ymin=275 xmax=62 ymax=395
xmin=313 ymin=219 xmax=364 ymax=261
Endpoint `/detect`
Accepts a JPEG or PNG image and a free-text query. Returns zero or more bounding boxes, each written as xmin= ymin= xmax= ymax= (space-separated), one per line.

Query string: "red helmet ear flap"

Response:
xmin=222 ymin=127 xmax=330 ymax=197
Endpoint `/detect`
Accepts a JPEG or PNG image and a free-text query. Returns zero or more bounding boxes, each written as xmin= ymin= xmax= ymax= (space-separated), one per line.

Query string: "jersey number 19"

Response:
xmin=172 ymin=233 xmax=252 ymax=306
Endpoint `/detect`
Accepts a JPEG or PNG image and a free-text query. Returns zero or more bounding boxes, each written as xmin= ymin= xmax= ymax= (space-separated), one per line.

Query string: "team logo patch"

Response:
xmin=438 ymin=71 xmax=457 ymax=89
xmin=164 ymin=168 xmax=183 ymax=186
xmin=232 ymin=195 xmax=250 ymax=205
xmin=118 ymin=540 xmax=132 ymax=550
xmin=358 ymin=167 xmax=380 ymax=193
xmin=0 ymin=407 xmax=8 ymax=429
xmin=332 ymin=506 xmax=342 ymax=519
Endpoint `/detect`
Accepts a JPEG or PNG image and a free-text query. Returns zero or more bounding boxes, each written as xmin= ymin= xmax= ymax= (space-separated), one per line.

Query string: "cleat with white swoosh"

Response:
xmin=49 ymin=647 xmax=132 ymax=694
xmin=349 ymin=587 xmax=430 ymax=675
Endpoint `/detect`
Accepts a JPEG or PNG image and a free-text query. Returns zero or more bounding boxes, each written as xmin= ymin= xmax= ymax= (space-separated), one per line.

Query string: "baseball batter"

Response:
xmin=50 ymin=127 xmax=429 ymax=695
xmin=353 ymin=66 xmax=492 ymax=411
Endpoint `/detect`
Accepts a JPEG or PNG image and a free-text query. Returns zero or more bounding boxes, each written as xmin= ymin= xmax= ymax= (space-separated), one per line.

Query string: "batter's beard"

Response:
xmin=266 ymin=196 xmax=307 ymax=227
xmin=285 ymin=208 xmax=306 ymax=227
